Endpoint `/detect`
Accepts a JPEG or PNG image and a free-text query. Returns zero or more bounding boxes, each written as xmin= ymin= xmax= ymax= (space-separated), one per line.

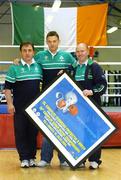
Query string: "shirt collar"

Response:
xmin=21 ymin=58 xmax=35 ymax=66
xmin=48 ymin=49 xmax=60 ymax=56
xmin=78 ymin=59 xmax=88 ymax=66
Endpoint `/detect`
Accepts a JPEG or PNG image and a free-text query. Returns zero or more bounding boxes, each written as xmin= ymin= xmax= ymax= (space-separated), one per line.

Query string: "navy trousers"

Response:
xmin=14 ymin=113 xmax=38 ymax=161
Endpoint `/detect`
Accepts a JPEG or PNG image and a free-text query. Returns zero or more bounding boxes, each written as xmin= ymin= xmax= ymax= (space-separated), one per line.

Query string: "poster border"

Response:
xmin=26 ymin=73 xmax=116 ymax=169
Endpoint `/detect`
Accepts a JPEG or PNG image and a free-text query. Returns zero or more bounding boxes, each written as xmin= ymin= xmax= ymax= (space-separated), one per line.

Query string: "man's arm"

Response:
xmin=4 ymin=89 xmax=15 ymax=114
xmin=68 ymin=53 xmax=78 ymax=68
xmin=91 ymin=63 xmax=107 ymax=96
xmin=83 ymin=63 xmax=107 ymax=97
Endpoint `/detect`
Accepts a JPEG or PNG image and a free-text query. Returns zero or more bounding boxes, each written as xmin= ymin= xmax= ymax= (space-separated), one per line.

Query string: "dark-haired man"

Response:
xmin=5 ymin=42 xmax=42 ymax=168
xmin=35 ymin=31 xmax=77 ymax=167
xmin=35 ymin=31 xmax=77 ymax=89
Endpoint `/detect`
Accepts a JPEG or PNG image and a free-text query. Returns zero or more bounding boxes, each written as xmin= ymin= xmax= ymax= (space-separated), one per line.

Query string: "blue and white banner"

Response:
xmin=26 ymin=73 xmax=116 ymax=168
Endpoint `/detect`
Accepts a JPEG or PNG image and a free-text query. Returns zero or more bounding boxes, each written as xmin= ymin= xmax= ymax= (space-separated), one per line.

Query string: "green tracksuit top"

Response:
xmin=34 ymin=49 xmax=77 ymax=88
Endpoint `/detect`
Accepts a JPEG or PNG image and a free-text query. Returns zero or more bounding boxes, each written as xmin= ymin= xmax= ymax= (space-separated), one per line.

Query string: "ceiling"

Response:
xmin=0 ymin=0 xmax=121 ymax=46
xmin=0 ymin=0 xmax=121 ymax=30
xmin=0 ymin=0 xmax=120 ymax=60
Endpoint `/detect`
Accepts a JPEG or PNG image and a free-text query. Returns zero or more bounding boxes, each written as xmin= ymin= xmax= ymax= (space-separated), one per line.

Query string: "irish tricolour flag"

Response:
xmin=11 ymin=3 xmax=108 ymax=52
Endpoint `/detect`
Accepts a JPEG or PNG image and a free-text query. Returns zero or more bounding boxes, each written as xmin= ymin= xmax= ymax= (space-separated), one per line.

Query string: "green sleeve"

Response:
xmin=68 ymin=53 xmax=77 ymax=68
xmin=34 ymin=51 xmax=42 ymax=64
xmin=5 ymin=65 xmax=16 ymax=83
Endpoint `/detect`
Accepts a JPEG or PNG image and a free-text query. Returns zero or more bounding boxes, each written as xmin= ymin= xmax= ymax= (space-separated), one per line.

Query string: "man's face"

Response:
xmin=21 ymin=45 xmax=34 ymax=62
xmin=46 ymin=36 xmax=59 ymax=53
xmin=76 ymin=44 xmax=89 ymax=64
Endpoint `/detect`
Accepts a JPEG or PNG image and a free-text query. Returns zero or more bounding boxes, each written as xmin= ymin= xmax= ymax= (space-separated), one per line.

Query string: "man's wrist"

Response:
xmin=90 ymin=90 xmax=93 ymax=95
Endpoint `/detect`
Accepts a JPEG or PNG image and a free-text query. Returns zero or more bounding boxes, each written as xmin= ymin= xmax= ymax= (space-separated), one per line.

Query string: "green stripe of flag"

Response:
xmin=11 ymin=3 xmax=44 ymax=47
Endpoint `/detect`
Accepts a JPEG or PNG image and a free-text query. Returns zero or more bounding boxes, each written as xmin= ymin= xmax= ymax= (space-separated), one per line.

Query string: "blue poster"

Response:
xmin=26 ymin=73 xmax=116 ymax=168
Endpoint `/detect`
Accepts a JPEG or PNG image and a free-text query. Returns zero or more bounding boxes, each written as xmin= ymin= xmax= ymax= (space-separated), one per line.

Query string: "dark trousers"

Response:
xmin=82 ymin=147 xmax=101 ymax=165
xmin=41 ymin=137 xmax=66 ymax=163
xmin=14 ymin=113 xmax=38 ymax=161
xmin=88 ymin=147 xmax=101 ymax=163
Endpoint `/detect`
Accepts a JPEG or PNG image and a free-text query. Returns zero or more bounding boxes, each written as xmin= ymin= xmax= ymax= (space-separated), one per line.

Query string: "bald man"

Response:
xmin=74 ymin=43 xmax=107 ymax=169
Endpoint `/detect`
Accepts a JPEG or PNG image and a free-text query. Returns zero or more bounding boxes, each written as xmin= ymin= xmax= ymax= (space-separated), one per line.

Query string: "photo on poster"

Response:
xmin=26 ymin=73 xmax=116 ymax=168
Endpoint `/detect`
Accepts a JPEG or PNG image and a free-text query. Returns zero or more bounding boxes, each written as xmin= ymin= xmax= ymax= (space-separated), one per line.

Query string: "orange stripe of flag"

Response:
xmin=77 ymin=3 xmax=108 ymax=46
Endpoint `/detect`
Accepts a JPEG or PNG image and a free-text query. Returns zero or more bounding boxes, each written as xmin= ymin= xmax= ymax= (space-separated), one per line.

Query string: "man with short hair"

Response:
xmin=35 ymin=31 xmax=77 ymax=89
xmin=35 ymin=31 xmax=77 ymax=167
xmin=5 ymin=42 xmax=42 ymax=168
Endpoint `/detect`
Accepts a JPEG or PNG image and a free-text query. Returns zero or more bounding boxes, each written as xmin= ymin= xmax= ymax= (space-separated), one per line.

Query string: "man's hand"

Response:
xmin=83 ymin=89 xmax=93 ymax=97
xmin=8 ymin=103 xmax=15 ymax=114
xmin=57 ymin=70 xmax=64 ymax=76
xmin=4 ymin=89 xmax=15 ymax=114
xmin=13 ymin=58 xmax=20 ymax=65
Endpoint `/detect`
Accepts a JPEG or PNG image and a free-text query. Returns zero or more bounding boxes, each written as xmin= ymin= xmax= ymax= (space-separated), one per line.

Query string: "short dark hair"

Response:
xmin=46 ymin=31 xmax=59 ymax=40
xmin=20 ymin=42 xmax=34 ymax=51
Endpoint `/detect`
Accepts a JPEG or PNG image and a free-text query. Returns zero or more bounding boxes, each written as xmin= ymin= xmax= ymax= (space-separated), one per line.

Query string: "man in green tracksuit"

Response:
xmin=36 ymin=31 xmax=77 ymax=167
xmin=74 ymin=43 xmax=107 ymax=169
xmin=5 ymin=42 xmax=42 ymax=168
xmin=35 ymin=31 xmax=77 ymax=89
